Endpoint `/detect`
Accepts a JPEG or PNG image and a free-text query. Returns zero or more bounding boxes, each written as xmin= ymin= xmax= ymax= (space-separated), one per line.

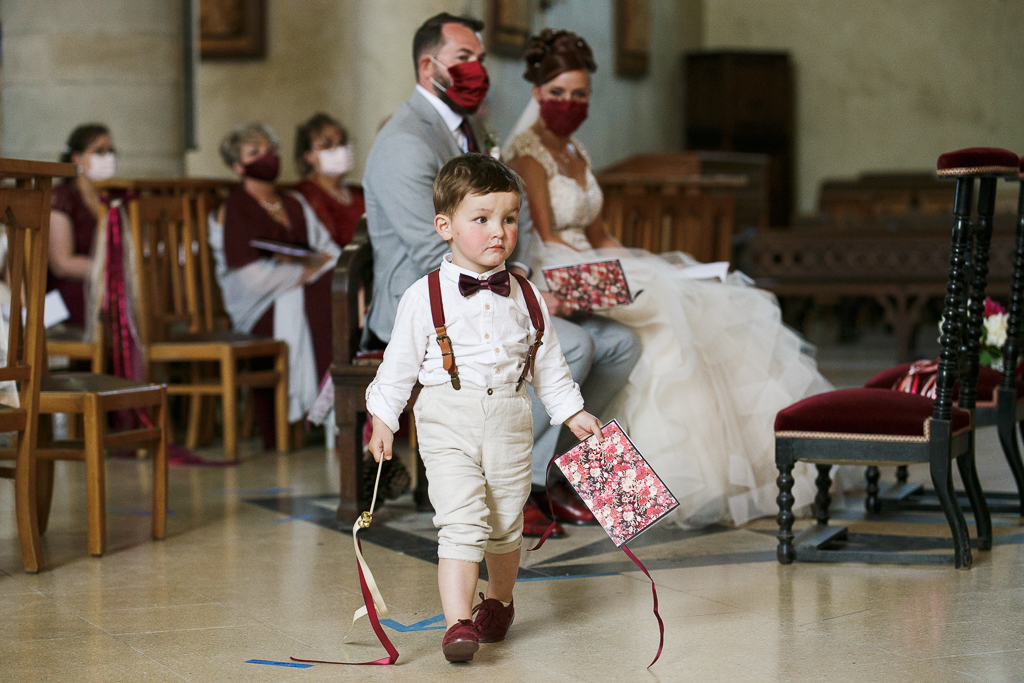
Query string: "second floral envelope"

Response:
xmin=541 ymin=258 xmax=635 ymax=313
xmin=555 ymin=420 xmax=678 ymax=547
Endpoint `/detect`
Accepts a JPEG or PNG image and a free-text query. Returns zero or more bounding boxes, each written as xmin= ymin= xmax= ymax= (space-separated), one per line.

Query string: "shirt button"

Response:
xmin=494 ymin=368 xmax=500 ymax=374
xmin=485 ymin=304 xmax=490 ymax=310
xmin=494 ymin=347 xmax=500 ymax=353
xmin=484 ymin=333 xmax=489 ymax=339
xmin=487 ymin=388 xmax=493 ymax=395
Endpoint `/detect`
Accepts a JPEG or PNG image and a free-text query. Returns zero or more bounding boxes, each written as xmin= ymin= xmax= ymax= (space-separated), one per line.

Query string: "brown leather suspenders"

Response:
xmin=511 ymin=272 xmax=545 ymax=390
xmin=426 ymin=269 xmax=545 ymax=392
xmin=428 ymin=269 xmax=460 ymax=390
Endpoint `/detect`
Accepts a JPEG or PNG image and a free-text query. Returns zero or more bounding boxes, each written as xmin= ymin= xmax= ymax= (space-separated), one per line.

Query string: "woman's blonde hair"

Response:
xmin=219 ymin=122 xmax=279 ymax=168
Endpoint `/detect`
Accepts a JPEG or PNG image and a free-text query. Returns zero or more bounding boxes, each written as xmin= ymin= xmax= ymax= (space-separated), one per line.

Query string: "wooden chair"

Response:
xmin=46 ymin=323 xmax=105 ymax=374
xmin=29 ymin=190 xmax=170 ymax=559
xmin=330 ymin=220 xmax=425 ymax=521
xmin=123 ymin=184 xmax=290 ymax=461
xmin=0 ymin=158 xmax=74 ymax=572
xmin=862 ymin=156 xmax=1024 ymax=514
xmin=772 ymin=148 xmax=1019 ymax=568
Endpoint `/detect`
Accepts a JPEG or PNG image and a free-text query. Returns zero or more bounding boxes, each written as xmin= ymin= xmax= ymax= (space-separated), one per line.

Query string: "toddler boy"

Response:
xmin=366 ymin=153 xmax=602 ymax=663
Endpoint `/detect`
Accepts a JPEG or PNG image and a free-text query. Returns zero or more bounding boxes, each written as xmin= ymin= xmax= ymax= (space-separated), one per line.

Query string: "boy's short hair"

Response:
xmin=433 ymin=153 xmax=524 ymax=217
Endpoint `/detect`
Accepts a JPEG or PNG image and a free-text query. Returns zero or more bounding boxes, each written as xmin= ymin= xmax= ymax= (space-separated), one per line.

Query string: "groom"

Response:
xmin=362 ymin=12 xmax=640 ymax=535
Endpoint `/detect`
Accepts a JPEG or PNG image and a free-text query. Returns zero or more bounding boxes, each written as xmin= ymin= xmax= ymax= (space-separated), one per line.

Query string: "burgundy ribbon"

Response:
xmin=528 ymin=451 xmax=665 ymax=668
xmin=101 ymin=194 xmax=152 ymax=429
xmin=290 ymin=534 xmax=399 ymax=666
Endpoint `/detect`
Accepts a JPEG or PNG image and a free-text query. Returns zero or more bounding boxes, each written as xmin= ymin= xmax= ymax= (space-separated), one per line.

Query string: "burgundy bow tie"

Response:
xmin=458 ymin=271 xmax=511 ymax=297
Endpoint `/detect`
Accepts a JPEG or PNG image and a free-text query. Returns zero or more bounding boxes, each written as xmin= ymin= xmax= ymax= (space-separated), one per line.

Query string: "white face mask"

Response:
xmin=85 ymin=152 xmax=116 ymax=181
xmin=317 ymin=144 xmax=353 ymax=177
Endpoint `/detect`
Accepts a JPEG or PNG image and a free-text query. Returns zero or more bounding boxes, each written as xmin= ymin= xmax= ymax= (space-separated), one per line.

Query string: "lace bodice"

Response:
xmin=504 ymin=128 xmax=603 ymax=250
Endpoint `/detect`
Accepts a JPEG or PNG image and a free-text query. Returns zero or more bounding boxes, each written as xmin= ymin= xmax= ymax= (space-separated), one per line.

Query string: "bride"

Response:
xmin=504 ymin=30 xmax=833 ymax=527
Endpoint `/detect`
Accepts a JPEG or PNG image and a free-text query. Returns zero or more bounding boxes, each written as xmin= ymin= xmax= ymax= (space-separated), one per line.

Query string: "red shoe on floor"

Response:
xmin=442 ymin=619 xmax=479 ymax=662
xmin=522 ymin=496 xmax=564 ymax=538
xmin=539 ymin=481 xmax=596 ymax=525
xmin=472 ymin=592 xmax=515 ymax=643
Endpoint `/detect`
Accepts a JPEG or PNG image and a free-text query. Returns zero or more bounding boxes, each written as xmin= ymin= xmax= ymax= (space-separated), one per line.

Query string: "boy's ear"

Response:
xmin=434 ymin=213 xmax=452 ymax=241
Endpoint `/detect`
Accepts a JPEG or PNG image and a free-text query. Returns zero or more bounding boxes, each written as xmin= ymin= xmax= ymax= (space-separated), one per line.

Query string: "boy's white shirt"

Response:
xmin=365 ymin=254 xmax=584 ymax=433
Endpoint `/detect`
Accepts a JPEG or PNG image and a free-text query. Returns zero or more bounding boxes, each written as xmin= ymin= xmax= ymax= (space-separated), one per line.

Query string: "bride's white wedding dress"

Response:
xmin=505 ymin=128 xmax=833 ymax=527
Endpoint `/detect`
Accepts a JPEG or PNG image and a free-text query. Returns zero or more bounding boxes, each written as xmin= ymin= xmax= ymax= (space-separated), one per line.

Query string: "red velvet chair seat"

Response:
xmin=936 ymin=147 xmax=1018 ymax=177
xmin=775 ymin=388 xmax=971 ymax=440
xmin=865 ymin=360 xmax=1024 ymax=405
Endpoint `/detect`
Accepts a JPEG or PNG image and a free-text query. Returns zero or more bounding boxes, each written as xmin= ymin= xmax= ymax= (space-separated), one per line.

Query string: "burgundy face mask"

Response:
xmin=540 ymin=98 xmax=589 ymax=137
xmin=433 ymin=58 xmax=490 ymax=113
xmin=242 ymin=152 xmax=280 ymax=181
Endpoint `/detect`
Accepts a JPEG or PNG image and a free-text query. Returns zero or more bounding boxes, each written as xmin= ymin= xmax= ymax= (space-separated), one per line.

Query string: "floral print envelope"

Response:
xmin=556 ymin=420 xmax=679 ymax=547
xmin=542 ymin=259 xmax=634 ymax=313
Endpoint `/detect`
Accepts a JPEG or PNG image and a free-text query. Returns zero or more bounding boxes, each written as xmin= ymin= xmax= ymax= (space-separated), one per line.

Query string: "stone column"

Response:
xmin=1 ymin=0 xmax=187 ymax=176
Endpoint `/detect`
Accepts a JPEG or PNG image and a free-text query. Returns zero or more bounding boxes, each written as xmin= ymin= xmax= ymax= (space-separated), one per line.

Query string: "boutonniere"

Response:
xmin=483 ymin=129 xmax=501 ymax=160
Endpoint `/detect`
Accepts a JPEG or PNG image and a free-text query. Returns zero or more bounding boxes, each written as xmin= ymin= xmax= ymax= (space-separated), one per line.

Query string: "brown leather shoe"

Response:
xmin=472 ymin=592 xmax=515 ymax=643
xmin=523 ymin=496 xmax=564 ymax=538
xmin=541 ymin=481 xmax=597 ymax=525
xmin=442 ymin=619 xmax=479 ymax=662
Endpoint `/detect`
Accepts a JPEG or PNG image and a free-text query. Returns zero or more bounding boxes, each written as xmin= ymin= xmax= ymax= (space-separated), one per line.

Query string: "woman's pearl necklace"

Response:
xmin=259 ymin=198 xmax=283 ymax=212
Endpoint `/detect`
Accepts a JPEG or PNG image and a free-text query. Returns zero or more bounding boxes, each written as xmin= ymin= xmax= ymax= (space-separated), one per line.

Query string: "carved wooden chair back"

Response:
xmin=0 ymin=159 xmax=76 ymax=572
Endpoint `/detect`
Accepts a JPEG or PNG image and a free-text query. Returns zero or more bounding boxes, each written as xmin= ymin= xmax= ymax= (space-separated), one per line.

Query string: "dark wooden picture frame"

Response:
xmin=200 ymin=0 xmax=266 ymax=61
xmin=615 ymin=0 xmax=650 ymax=78
xmin=488 ymin=0 xmax=532 ymax=59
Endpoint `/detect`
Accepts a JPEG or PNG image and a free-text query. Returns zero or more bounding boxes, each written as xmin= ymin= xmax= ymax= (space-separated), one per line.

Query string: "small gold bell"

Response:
xmin=358 ymin=511 xmax=372 ymax=528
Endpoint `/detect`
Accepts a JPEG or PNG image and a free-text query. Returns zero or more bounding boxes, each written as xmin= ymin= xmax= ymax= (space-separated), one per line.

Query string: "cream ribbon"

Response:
xmin=349 ymin=457 xmax=388 ymax=628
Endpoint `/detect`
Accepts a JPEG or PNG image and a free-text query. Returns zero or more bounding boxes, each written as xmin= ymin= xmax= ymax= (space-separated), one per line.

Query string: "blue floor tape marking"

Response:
xmin=274 ymin=514 xmax=315 ymax=524
xmin=380 ymin=614 xmax=446 ymax=632
xmin=516 ymin=572 xmax=617 ymax=582
xmin=246 ymin=659 xmax=312 ymax=668
xmin=108 ymin=508 xmax=176 ymax=516
xmin=214 ymin=487 xmax=294 ymax=495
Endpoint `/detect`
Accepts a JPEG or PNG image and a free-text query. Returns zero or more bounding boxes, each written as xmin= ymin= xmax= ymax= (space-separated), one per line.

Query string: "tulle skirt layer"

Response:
xmin=534 ymin=243 xmax=834 ymax=527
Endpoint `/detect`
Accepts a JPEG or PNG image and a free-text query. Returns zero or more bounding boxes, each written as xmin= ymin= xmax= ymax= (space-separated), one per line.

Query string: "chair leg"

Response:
xmin=814 ymin=464 xmax=832 ymax=526
xmin=152 ymin=390 xmax=168 ymax=541
xmin=776 ymin=458 xmax=796 ymax=565
xmin=896 ymin=465 xmax=909 ymax=484
xmin=14 ymin=430 xmax=43 ymax=573
xmin=185 ymin=363 xmax=203 ymax=450
xmin=865 ymin=466 xmax=881 ymax=514
xmin=274 ymin=348 xmax=290 ymax=454
xmin=240 ymin=388 xmax=256 ymax=439
xmin=1003 ymin=410 xmax=1024 ymax=514
xmin=335 ymin=411 xmax=361 ymax=522
xmin=35 ymin=413 xmax=54 ymax=535
xmin=83 ymin=395 xmax=107 ymax=557
xmin=957 ymin=433 xmax=992 ymax=551
xmin=930 ymin=450 xmax=971 ymax=569
xmin=35 ymin=460 xmax=54 ymax=536
xmin=221 ymin=352 xmax=238 ymax=462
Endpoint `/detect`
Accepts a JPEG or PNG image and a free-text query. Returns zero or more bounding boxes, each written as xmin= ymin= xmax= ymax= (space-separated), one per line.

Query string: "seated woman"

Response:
xmin=49 ymin=123 xmax=117 ymax=326
xmin=208 ymin=123 xmax=340 ymax=446
xmin=504 ymin=30 xmax=833 ymax=527
xmin=293 ymin=113 xmax=365 ymax=248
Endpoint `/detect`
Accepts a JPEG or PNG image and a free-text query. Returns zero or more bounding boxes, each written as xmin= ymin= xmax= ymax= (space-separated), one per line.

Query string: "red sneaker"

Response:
xmin=523 ymin=496 xmax=564 ymax=538
xmin=442 ymin=619 xmax=479 ymax=662
xmin=472 ymin=592 xmax=515 ymax=643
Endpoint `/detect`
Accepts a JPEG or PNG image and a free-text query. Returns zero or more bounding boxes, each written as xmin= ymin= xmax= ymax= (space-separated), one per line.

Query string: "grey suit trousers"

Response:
xmin=527 ymin=314 xmax=641 ymax=485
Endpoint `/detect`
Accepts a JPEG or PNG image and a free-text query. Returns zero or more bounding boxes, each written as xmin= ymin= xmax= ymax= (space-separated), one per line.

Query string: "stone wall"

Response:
xmin=702 ymin=0 xmax=1024 ymax=213
xmin=1 ymin=0 xmax=186 ymax=176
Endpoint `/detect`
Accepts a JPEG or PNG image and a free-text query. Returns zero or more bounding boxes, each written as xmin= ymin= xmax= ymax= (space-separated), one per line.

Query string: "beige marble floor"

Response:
xmin=2 ymin=337 xmax=1024 ymax=682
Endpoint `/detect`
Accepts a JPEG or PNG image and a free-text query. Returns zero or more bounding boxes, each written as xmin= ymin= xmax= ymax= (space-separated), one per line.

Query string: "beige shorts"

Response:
xmin=413 ymin=382 xmax=534 ymax=563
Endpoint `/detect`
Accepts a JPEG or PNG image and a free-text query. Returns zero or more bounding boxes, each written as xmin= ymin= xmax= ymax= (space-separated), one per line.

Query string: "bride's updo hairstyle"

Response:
xmin=522 ymin=29 xmax=596 ymax=85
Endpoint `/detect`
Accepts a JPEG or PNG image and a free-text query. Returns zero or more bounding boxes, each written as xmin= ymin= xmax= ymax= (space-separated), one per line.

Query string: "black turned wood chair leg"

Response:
xmin=957 ymin=435 xmax=993 ymax=551
xmin=814 ymin=464 xmax=832 ymax=525
xmin=865 ymin=466 xmax=881 ymax=514
xmin=929 ymin=444 xmax=972 ymax=569
xmin=896 ymin=465 xmax=909 ymax=484
xmin=776 ymin=457 xmax=796 ymax=565
xmin=996 ymin=391 xmax=1024 ymax=514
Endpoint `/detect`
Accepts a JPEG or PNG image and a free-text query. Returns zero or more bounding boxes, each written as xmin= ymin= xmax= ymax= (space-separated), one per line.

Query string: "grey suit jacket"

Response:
xmin=362 ymin=89 xmax=533 ymax=344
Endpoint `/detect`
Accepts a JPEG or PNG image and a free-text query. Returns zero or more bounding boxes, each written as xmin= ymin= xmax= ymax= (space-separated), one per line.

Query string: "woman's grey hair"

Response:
xmin=219 ymin=122 xmax=279 ymax=167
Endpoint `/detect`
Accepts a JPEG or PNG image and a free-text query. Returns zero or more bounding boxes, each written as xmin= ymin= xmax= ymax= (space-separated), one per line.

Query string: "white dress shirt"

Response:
xmin=365 ymin=254 xmax=584 ymax=433
xmin=416 ymin=84 xmax=468 ymax=153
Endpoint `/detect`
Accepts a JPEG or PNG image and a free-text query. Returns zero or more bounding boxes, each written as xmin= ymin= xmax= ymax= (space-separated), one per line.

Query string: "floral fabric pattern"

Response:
xmin=542 ymin=259 xmax=634 ymax=313
xmin=556 ymin=420 xmax=679 ymax=546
